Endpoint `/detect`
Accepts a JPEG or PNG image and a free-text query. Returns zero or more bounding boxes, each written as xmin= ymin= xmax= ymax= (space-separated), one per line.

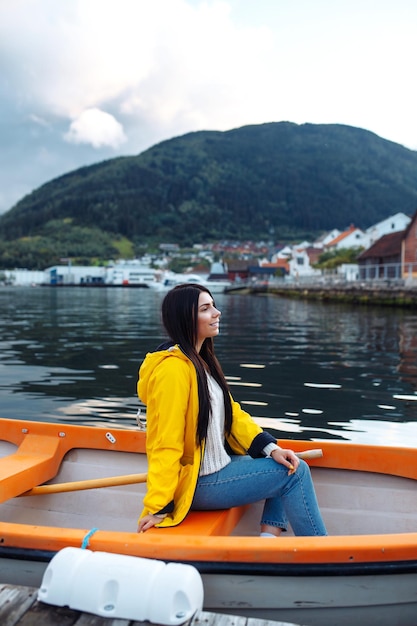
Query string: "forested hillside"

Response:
xmin=1 ymin=122 xmax=417 ymax=268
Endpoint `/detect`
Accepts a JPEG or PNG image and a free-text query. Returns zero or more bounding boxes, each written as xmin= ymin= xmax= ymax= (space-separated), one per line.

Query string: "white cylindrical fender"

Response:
xmin=38 ymin=547 xmax=204 ymax=625
xmin=38 ymin=546 xmax=90 ymax=606
xmin=147 ymin=562 xmax=205 ymax=625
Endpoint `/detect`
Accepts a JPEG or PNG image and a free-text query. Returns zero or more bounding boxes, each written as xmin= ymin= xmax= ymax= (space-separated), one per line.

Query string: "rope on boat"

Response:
xmin=81 ymin=527 xmax=99 ymax=549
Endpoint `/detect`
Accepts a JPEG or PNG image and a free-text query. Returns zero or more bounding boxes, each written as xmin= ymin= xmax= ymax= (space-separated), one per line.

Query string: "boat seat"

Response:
xmin=148 ymin=505 xmax=247 ymax=536
xmin=0 ymin=434 xmax=66 ymax=503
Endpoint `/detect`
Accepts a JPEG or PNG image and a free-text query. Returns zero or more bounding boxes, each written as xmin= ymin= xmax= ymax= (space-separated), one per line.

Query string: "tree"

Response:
xmin=314 ymin=247 xmax=363 ymax=270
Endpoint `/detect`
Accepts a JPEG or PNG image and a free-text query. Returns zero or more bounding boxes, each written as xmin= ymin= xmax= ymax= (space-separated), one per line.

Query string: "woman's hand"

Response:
xmin=137 ymin=513 xmax=164 ymax=533
xmin=271 ymin=447 xmax=300 ymax=475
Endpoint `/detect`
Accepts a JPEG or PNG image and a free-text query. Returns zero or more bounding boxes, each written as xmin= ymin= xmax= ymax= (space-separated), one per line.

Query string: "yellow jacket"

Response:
xmin=137 ymin=344 xmax=276 ymax=527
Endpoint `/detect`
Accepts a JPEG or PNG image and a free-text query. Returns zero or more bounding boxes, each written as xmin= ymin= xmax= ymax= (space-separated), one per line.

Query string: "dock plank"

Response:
xmin=0 ymin=584 xmax=38 ymax=626
xmin=0 ymin=585 xmax=298 ymax=626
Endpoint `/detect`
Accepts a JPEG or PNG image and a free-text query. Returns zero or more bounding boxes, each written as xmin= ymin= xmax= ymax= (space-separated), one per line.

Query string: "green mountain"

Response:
xmin=1 ymin=122 xmax=417 ymax=256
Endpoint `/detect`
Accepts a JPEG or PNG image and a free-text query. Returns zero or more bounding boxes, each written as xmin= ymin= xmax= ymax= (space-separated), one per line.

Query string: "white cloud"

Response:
xmin=0 ymin=0 xmax=417 ymax=214
xmin=0 ymin=0 xmax=273 ymax=134
xmin=64 ymin=108 xmax=127 ymax=149
xmin=3 ymin=0 xmax=415 ymax=147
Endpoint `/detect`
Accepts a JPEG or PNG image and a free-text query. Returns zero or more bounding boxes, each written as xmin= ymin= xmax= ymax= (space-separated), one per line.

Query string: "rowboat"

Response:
xmin=1 ymin=417 xmax=417 ymax=626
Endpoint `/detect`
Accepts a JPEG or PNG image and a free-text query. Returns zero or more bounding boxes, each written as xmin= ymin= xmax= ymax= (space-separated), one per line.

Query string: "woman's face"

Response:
xmin=196 ymin=291 xmax=221 ymax=351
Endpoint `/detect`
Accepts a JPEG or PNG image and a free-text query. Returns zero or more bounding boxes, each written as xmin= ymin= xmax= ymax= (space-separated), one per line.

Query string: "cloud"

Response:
xmin=0 ymin=0 xmax=417 ymax=215
xmin=0 ymin=0 xmax=273 ymax=132
xmin=64 ymin=108 xmax=127 ymax=149
xmin=0 ymin=0 xmax=276 ymax=212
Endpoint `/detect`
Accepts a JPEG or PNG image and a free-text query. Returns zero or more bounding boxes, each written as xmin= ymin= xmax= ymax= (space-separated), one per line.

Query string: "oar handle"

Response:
xmin=21 ymin=450 xmax=323 ymax=496
xmin=21 ymin=472 xmax=148 ymax=496
xmin=295 ymin=449 xmax=323 ymax=460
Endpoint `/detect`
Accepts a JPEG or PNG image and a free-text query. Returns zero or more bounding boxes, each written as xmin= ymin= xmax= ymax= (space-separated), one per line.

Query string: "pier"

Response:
xmin=0 ymin=584 xmax=299 ymax=626
xmin=227 ymin=280 xmax=417 ymax=307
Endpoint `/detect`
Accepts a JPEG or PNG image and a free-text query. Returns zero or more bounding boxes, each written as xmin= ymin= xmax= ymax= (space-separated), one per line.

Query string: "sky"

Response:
xmin=1 ymin=0 xmax=416 ymax=215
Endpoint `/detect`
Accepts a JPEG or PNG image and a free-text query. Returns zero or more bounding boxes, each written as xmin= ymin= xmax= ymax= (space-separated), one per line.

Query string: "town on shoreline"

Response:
xmin=2 ymin=209 xmax=417 ymax=302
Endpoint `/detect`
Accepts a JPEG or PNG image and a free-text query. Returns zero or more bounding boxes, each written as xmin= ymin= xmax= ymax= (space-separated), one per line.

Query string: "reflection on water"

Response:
xmin=1 ymin=286 xmax=417 ymax=446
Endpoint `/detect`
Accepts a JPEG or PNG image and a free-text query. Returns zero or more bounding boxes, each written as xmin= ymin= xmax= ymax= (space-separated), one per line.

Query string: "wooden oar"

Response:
xmin=21 ymin=450 xmax=323 ymax=496
xmin=21 ymin=472 xmax=148 ymax=496
xmin=289 ymin=449 xmax=323 ymax=474
xmin=295 ymin=449 xmax=323 ymax=460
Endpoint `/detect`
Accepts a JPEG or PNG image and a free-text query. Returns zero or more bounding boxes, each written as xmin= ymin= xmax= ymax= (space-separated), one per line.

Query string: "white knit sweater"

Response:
xmin=199 ymin=374 xmax=231 ymax=476
xmin=199 ymin=374 xmax=279 ymax=477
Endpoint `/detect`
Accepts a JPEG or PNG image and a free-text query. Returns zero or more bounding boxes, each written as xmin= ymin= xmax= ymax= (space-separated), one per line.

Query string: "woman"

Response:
xmin=137 ymin=283 xmax=327 ymax=537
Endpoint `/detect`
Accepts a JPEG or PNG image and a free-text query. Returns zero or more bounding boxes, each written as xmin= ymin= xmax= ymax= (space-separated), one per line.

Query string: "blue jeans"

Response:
xmin=191 ymin=455 xmax=327 ymax=536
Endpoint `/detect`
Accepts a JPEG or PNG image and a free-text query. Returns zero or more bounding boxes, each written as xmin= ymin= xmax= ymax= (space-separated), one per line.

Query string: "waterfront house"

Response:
xmin=272 ymin=244 xmax=293 ymax=260
xmin=357 ymin=231 xmax=403 ymax=280
xmin=224 ymin=259 xmax=252 ymax=282
xmin=287 ymin=246 xmax=322 ymax=279
xmin=324 ymin=224 xmax=368 ymax=251
xmin=313 ymin=228 xmax=341 ymax=248
xmin=357 ymin=209 xmax=417 ymax=282
xmin=259 ymin=259 xmax=290 ymax=278
xmin=366 ymin=212 xmax=411 ymax=246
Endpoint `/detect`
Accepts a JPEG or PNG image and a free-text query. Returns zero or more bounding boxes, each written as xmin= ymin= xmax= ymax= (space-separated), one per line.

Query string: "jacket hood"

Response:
xmin=138 ymin=344 xmax=190 ymax=405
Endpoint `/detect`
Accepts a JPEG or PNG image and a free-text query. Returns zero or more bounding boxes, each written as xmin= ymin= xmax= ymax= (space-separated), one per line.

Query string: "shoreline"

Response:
xmin=227 ymin=282 xmax=417 ymax=308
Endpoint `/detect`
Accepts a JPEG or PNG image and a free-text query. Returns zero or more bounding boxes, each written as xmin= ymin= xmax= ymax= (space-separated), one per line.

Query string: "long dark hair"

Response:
xmin=161 ymin=283 xmax=232 ymax=445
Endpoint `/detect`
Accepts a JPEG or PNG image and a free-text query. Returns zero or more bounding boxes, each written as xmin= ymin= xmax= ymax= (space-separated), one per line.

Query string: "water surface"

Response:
xmin=1 ymin=286 xmax=416 ymax=446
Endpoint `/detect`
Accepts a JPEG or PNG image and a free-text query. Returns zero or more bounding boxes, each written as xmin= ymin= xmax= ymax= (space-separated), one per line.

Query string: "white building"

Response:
xmin=325 ymin=225 xmax=369 ymax=250
xmin=3 ymin=269 xmax=46 ymax=286
xmin=287 ymin=246 xmax=322 ymax=279
xmin=44 ymin=265 xmax=107 ymax=285
xmin=107 ymin=261 xmax=158 ymax=286
xmin=365 ymin=212 xmax=411 ymax=246
xmin=313 ymin=229 xmax=341 ymax=248
xmin=272 ymin=245 xmax=293 ymax=260
xmin=43 ymin=260 xmax=159 ymax=287
xmin=336 ymin=263 xmax=359 ymax=281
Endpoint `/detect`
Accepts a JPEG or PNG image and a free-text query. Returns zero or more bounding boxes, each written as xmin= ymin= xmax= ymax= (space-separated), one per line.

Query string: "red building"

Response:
xmin=402 ymin=209 xmax=417 ymax=279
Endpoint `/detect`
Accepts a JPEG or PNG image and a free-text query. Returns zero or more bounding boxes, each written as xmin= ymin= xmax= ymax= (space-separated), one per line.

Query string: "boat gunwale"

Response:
xmin=1 ymin=545 xmax=417 ymax=577
xmin=1 ymin=417 xmax=417 ymax=480
xmin=1 ymin=519 xmax=417 ymax=565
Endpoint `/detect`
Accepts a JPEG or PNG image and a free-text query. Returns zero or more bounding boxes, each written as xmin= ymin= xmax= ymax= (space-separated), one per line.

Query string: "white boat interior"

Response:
xmin=1 ymin=441 xmax=416 ymax=538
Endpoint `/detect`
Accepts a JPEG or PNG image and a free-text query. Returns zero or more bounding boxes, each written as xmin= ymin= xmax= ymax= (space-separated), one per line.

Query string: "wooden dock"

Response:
xmin=0 ymin=584 xmax=299 ymax=626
